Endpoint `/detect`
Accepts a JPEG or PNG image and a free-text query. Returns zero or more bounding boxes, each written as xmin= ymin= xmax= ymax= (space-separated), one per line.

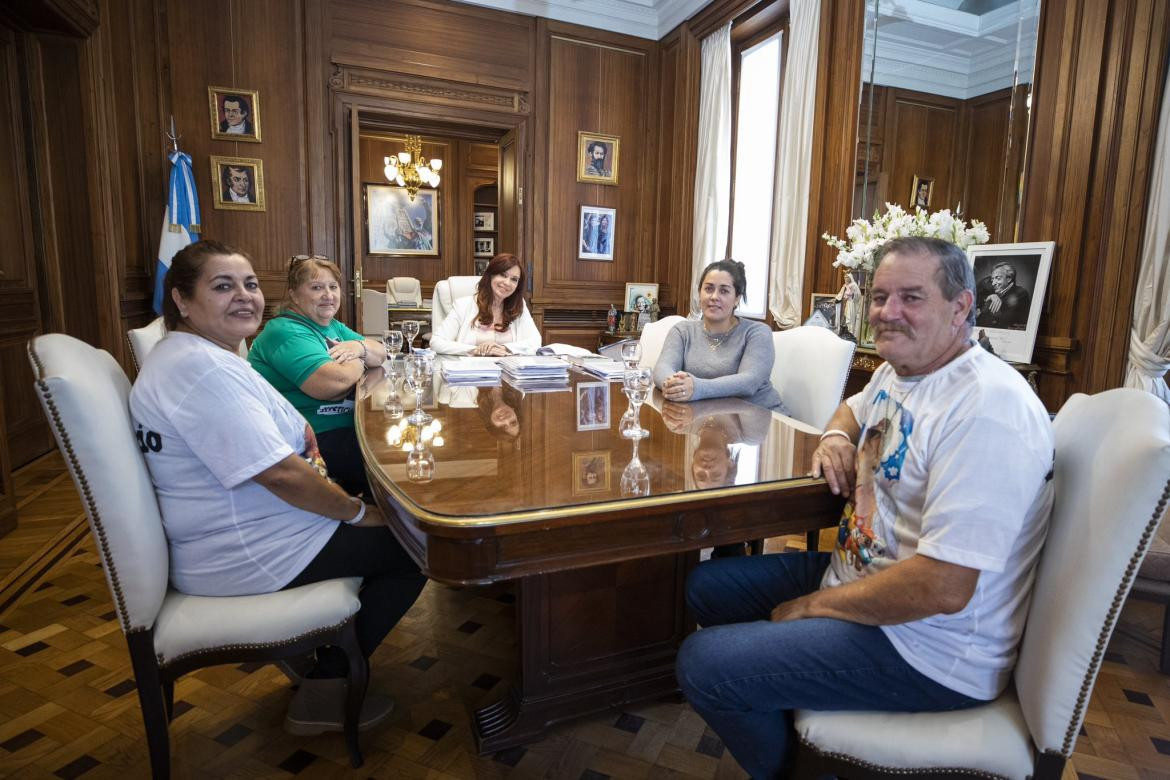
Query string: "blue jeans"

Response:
xmin=676 ymin=553 xmax=980 ymax=779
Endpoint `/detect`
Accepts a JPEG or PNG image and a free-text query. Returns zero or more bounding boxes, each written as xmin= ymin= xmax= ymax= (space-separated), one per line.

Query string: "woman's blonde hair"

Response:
xmin=281 ymin=254 xmax=342 ymax=312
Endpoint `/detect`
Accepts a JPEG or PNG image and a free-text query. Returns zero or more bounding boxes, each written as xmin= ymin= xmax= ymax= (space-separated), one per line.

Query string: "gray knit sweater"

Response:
xmin=651 ymin=319 xmax=787 ymax=413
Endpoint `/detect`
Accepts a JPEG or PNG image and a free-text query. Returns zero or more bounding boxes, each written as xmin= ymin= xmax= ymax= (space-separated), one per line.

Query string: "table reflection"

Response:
xmin=358 ymin=360 xmax=823 ymax=521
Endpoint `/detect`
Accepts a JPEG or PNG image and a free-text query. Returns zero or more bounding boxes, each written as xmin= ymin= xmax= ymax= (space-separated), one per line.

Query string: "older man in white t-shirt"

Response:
xmin=676 ymin=236 xmax=1054 ymax=779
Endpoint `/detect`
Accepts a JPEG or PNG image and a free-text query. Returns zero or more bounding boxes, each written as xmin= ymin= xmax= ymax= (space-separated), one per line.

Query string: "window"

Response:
xmin=729 ymin=29 xmax=784 ymax=320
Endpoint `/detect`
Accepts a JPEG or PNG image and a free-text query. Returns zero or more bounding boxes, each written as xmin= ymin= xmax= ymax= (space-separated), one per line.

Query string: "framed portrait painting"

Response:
xmin=572 ymin=451 xmax=611 ymax=495
xmin=579 ymin=205 xmax=616 ymax=261
xmin=208 ymin=86 xmax=261 ymax=143
xmin=576 ymin=383 xmax=610 ymax=432
xmin=966 ymin=241 xmax=1055 ymax=365
xmin=624 ymin=282 xmax=659 ymax=313
xmin=577 ymin=131 xmax=619 ymax=185
xmin=366 ymin=184 xmax=439 ymax=257
xmin=910 ymin=175 xmax=934 ymax=210
xmin=210 ymin=155 xmax=265 ymax=211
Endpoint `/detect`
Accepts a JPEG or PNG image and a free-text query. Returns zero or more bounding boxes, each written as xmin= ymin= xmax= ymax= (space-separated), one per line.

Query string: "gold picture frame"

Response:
xmin=572 ymin=451 xmax=611 ymax=495
xmin=910 ymin=174 xmax=934 ymax=210
xmin=210 ymin=155 xmax=266 ymax=212
xmin=208 ymin=86 xmax=261 ymax=143
xmin=577 ymin=131 xmax=620 ymax=185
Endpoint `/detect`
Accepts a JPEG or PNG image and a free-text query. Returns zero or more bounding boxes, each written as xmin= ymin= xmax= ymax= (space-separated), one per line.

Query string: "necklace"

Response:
xmin=702 ymin=318 xmax=736 ymax=351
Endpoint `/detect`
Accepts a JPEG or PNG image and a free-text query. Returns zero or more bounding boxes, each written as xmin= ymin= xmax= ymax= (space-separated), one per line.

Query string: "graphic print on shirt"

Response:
xmin=835 ymin=388 xmax=915 ymax=570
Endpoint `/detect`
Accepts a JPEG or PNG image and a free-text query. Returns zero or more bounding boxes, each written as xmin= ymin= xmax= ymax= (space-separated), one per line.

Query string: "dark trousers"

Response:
xmin=317 ymin=425 xmax=371 ymax=499
xmin=284 ymin=523 xmax=426 ymax=678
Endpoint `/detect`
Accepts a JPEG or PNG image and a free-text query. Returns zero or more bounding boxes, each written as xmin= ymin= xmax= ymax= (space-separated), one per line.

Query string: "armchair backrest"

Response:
xmin=1015 ymin=389 xmax=1170 ymax=757
xmin=432 ymin=276 xmax=481 ymax=333
xmin=386 ymin=277 xmax=422 ymax=306
xmin=638 ymin=315 xmax=685 ymax=370
xmin=127 ymin=317 xmax=168 ymax=372
xmin=28 ymin=334 xmax=170 ymax=635
xmin=360 ymin=288 xmax=389 ymax=336
xmin=770 ymin=327 xmax=855 ymax=430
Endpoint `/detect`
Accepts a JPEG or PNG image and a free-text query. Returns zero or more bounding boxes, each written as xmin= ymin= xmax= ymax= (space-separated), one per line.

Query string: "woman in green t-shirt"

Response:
xmin=249 ymin=256 xmax=386 ymax=496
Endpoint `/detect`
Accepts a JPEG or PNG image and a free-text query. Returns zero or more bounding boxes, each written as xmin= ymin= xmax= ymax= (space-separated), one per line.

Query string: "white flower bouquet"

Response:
xmin=822 ymin=203 xmax=990 ymax=273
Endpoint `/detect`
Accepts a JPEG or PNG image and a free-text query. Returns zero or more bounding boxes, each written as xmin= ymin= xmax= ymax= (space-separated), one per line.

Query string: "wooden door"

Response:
xmin=0 ymin=25 xmax=53 ymax=482
xmin=498 ymin=127 xmax=521 ymax=282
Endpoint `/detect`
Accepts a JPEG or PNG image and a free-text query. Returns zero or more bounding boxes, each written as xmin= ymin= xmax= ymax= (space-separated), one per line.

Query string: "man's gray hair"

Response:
xmin=992 ymin=261 xmax=1016 ymax=282
xmin=873 ymin=236 xmax=975 ymax=327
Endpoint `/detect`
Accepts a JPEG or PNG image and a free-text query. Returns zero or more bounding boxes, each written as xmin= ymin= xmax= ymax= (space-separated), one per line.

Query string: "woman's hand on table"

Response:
xmin=472 ymin=343 xmax=509 ymax=357
xmin=660 ymin=401 xmax=694 ymax=433
xmin=329 ymin=340 xmax=367 ymax=363
xmin=662 ymin=372 xmax=694 ymax=402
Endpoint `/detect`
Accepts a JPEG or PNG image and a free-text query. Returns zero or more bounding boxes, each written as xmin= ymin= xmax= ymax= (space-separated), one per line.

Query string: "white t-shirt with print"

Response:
xmin=822 ymin=344 xmax=1054 ymax=700
xmin=129 ymin=332 xmax=336 ymax=596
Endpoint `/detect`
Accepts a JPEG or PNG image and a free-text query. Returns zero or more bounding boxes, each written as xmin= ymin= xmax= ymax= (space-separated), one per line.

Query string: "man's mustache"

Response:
xmin=872 ymin=324 xmax=911 ymax=336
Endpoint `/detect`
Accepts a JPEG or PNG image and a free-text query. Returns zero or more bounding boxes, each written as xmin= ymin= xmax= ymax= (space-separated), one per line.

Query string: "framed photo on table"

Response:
xmin=624 ymin=282 xmax=659 ymax=313
xmin=572 ymin=451 xmax=611 ymax=495
xmin=966 ymin=241 xmax=1054 ymax=364
xmin=366 ymin=184 xmax=439 ymax=257
xmin=576 ymin=382 xmax=610 ymax=432
xmin=807 ymin=293 xmax=840 ymax=331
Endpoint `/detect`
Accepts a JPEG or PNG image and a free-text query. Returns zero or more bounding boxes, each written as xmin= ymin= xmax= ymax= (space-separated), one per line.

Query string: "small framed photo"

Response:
xmin=910 ymin=175 xmax=934 ymax=210
xmin=576 ymin=382 xmax=610 ymax=431
xmin=208 ymin=86 xmax=261 ymax=143
xmin=473 ymin=211 xmax=495 ymax=231
xmin=807 ymin=293 xmax=840 ymax=331
xmin=474 ymin=237 xmax=495 ymax=257
xmin=579 ymin=205 xmax=615 ymax=261
xmin=572 ymin=451 xmax=611 ymax=495
xmin=365 ymin=184 xmax=438 ymax=256
xmin=966 ymin=241 xmax=1055 ymax=365
xmin=624 ymin=282 xmax=659 ymax=313
xmin=210 ymin=156 xmax=265 ymax=211
xmin=577 ymin=131 xmax=619 ymax=185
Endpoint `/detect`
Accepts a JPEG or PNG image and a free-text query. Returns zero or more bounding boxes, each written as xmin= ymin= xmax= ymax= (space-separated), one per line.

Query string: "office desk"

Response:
xmin=356 ymin=369 xmax=843 ymax=752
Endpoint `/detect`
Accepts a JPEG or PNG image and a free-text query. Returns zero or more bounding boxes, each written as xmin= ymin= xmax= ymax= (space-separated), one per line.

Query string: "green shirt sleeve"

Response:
xmin=253 ymin=317 xmax=333 ymax=388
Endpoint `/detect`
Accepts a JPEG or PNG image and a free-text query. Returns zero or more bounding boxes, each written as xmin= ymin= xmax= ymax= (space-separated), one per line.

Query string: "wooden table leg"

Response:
xmin=474 ymin=551 xmax=697 ymax=753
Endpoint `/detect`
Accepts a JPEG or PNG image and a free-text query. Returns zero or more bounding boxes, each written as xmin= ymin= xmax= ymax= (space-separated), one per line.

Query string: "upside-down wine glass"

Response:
xmin=382 ymin=359 xmax=404 ymax=420
xmin=406 ymin=435 xmax=436 ymax=483
xmin=404 ymin=354 xmax=433 ymax=425
xmin=621 ymin=367 xmax=652 ymax=440
xmin=401 ymin=320 xmax=420 ymax=354
xmin=620 ymin=438 xmax=650 ymax=497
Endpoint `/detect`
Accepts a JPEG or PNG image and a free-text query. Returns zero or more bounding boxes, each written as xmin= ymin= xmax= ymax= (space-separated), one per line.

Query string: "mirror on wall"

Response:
xmin=853 ymin=0 xmax=1040 ymax=242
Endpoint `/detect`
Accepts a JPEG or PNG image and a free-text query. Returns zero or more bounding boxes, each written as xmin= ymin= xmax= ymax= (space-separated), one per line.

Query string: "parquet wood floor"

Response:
xmin=0 ymin=455 xmax=1166 ymax=779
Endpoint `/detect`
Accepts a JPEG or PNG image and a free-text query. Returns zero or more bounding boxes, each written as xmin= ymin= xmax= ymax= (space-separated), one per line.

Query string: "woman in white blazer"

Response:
xmin=430 ymin=253 xmax=542 ymax=356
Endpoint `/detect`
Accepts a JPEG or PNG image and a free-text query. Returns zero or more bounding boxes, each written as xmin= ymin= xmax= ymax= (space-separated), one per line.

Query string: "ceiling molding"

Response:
xmin=452 ymin=0 xmax=713 ymax=39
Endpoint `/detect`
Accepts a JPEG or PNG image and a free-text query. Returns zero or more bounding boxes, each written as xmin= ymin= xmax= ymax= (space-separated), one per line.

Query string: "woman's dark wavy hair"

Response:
xmin=475 ymin=384 xmax=525 ymax=443
xmin=475 ymin=253 xmax=526 ymax=331
xmin=161 ymin=240 xmax=253 ymax=330
xmin=699 ymin=258 xmax=748 ymax=305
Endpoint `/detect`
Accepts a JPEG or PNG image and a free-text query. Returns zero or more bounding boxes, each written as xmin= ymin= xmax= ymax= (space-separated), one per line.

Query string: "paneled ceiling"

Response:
xmin=452 ymin=0 xmax=714 ymax=40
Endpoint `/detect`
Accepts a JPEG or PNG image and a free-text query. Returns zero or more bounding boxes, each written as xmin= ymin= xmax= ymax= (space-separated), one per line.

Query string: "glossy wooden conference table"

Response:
xmin=356 ymin=366 xmax=843 ymax=753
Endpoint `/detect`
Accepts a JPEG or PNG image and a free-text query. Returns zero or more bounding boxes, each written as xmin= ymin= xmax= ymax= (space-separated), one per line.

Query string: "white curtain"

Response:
xmin=1125 ymin=63 xmax=1170 ymax=403
xmin=690 ymin=23 xmax=733 ymax=316
xmin=767 ymin=0 xmax=821 ymax=328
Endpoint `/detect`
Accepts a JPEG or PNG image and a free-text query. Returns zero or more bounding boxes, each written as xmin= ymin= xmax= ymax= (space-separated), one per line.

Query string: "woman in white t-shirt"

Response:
xmin=429 ymin=253 xmax=541 ymax=356
xmin=129 ymin=240 xmax=424 ymax=738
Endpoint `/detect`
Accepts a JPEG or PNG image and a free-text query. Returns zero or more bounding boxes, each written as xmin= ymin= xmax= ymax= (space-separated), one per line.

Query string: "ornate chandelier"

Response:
xmin=384 ymin=135 xmax=442 ymax=201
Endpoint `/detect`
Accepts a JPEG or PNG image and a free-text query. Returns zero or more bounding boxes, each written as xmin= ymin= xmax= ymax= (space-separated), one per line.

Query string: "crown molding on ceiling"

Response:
xmin=452 ymin=0 xmax=714 ymax=40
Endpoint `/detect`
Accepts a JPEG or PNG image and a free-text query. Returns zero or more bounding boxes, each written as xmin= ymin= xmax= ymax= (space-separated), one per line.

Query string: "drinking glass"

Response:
xmin=382 ymin=329 xmax=403 ymax=360
xmin=382 ymin=360 xmax=404 ymax=420
xmin=620 ymin=439 xmax=650 ymax=497
xmin=621 ymin=367 xmax=652 ymax=439
xmin=404 ymin=354 xmax=433 ymax=425
xmin=620 ymin=340 xmax=642 ymax=370
xmin=401 ymin=320 xmax=421 ymax=353
xmin=406 ymin=440 xmax=435 ymax=483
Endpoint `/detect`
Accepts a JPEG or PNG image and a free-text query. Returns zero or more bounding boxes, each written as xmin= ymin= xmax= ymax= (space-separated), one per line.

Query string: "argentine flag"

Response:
xmin=152 ymin=150 xmax=201 ymax=315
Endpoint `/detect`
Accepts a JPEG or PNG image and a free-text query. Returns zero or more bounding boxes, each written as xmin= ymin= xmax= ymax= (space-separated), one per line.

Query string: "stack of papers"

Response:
xmin=499 ymin=355 xmax=571 ymax=391
xmin=571 ymin=357 xmax=626 ymax=381
xmin=441 ymin=357 xmax=502 ymax=386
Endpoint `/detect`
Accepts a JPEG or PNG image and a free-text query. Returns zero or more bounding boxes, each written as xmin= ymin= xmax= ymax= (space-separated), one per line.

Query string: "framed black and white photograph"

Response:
xmin=474 ymin=211 xmax=495 ymax=231
xmin=208 ymin=86 xmax=261 ymax=143
xmin=579 ymin=205 xmax=615 ymax=261
xmin=210 ymin=155 xmax=265 ymax=211
xmin=808 ymin=293 xmax=840 ymax=331
xmin=576 ymin=382 xmax=610 ymax=432
xmin=572 ymin=450 xmax=611 ymax=495
xmin=577 ymin=131 xmax=619 ymax=185
xmin=473 ymin=237 xmax=495 ymax=257
xmin=966 ymin=241 xmax=1054 ymax=364
xmin=366 ymin=184 xmax=438 ymax=256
